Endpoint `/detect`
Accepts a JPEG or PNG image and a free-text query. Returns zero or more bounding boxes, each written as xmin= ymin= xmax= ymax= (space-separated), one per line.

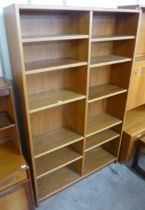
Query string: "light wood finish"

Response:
xmin=28 ymin=89 xmax=86 ymax=113
xmin=4 ymin=5 xmax=139 ymax=203
xmin=124 ymin=105 xmax=145 ymax=135
xmin=33 ymin=127 xmax=83 ymax=158
xmin=89 ymin=84 xmax=127 ymax=102
xmin=86 ymin=113 xmax=122 ymax=137
xmin=119 ymin=105 xmax=145 ymax=162
xmin=117 ymin=5 xmax=145 ymax=162
xmin=90 ymin=55 xmax=131 ymax=68
xmin=38 ymin=164 xmax=80 ymax=201
xmin=91 ymin=35 xmax=135 ymax=42
xmin=25 ymin=58 xmax=87 ymax=74
xmin=84 ymin=147 xmax=117 ymax=175
xmin=85 ymin=129 xmax=120 ymax=152
xmin=35 ymin=147 xmax=82 ymax=178
xmin=22 ymin=34 xmax=89 ymax=43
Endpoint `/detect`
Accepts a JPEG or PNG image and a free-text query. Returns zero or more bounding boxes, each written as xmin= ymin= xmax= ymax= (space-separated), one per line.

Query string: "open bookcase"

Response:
xmin=4 ymin=4 xmax=139 ymax=205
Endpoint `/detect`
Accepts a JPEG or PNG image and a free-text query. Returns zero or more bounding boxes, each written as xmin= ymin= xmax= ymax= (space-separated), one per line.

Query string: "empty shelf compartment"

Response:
xmin=84 ymin=147 xmax=117 ymax=175
xmin=85 ymin=129 xmax=120 ymax=152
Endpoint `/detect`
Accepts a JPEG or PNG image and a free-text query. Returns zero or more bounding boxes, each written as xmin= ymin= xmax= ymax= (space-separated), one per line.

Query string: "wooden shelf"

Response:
xmin=84 ymin=147 xmax=116 ymax=175
xmin=89 ymin=84 xmax=127 ymax=102
xmin=25 ymin=58 xmax=87 ymax=75
xmin=0 ymin=112 xmax=15 ymax=131
xmin=35 ymin=147 xmax=82 ymax=179
xmin=28 ymin=89 xmax=86 ymax=113
xmin=124 ymin=105 xmax=145 ymax=136
xmin=0 ymin=141 xmax=26 ymax=178
xmin=90 ymin=55 xmax=132 ymax=68
xmin=38 ymin=166 xmax=80 ymax=201
xmin=91 ymin=35 xmax=135 ymax=42
xmin=22 ymin=34 xmax=89 ymax=43
xmin=33 ymin=127 xmax=83 ymax=158
xmin=85 ymin=129 xmax=120 ymax=152
xmin=86 ymin=113 xmax=122 ymax=137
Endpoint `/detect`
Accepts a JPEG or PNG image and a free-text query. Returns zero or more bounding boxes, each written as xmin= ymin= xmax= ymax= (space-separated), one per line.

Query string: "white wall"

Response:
xmin=0 ymin=0 xmax=139 ymax=79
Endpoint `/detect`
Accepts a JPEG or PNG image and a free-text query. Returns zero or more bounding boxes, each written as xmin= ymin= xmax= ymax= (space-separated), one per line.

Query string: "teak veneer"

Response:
xmin=118 ymin=5 xmax=145 ymax=162
xmin=4 ymin=4 xmax=139 ymax=205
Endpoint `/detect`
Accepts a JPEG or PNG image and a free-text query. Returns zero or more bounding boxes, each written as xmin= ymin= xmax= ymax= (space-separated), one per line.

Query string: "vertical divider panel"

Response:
xmin=82 ymin=11 xmax=93 ymax=175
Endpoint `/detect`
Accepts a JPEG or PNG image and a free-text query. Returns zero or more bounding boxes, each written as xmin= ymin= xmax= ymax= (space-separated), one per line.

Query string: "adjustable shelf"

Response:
xmin=25 ymin=58 xmax=87 ymax=75
xmin=22 ymin=34 xmax=89 ymax=43
xmin=38 ymin=163 xmax=81 ymax=201
xmin=0 ymin=112 xmax=15 ymax=131
xmin=90 ymin=55 xmax=132 ymax=68
xmin=86 ymin=113 xmax=122 ymax=137
xmin=84 ymin=147 xmax=117 ymax=175
xmin=33 ymin=127 xmax=83 ymax=158
xmin=91 ymin=35 xmax=135 ymax=42
xmin=28 ymin=89 xmax=86 ymax=113
xmin=4 ymin=5 xmax=139 ymax=204
xmin=85 ymin=129 xmax=120 ymax=152
xmin=35 ymin=146 xmax=83 ymax=178
xmin=88 ymin=84 xmax=127 ymax=102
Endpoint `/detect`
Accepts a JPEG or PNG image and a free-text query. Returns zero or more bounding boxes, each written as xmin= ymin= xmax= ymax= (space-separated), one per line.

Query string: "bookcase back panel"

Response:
xmin=88 ymin=95 xmax=126 ymax=120
xmin=89 ymin=66 xmax=111 ymax=87
xmin=91 ymin=40 xmax=135 ymax=58
xmin=111 ymin=62 xmax=132 ymax=89
xmin=92 ymin=12 xmax=138 ymax=36
xmin=30 ymin=101 xmax=85 ymax=137
xmin=20 ymin=10 xmax=90 ymax=37
xmin=23 ymin=40 xmax=88 ymax=64
xmin=26 ymin=67 xmax=87 ymax=95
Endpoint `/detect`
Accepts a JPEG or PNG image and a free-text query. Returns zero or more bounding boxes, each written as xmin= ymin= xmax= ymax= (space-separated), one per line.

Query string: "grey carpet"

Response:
xmin=38 ymin=162 xmax=145 ymax=210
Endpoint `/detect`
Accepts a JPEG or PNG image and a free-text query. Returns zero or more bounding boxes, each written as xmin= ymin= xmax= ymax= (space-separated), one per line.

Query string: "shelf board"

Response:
xmin=33 ymin=127 xmax=83 ymax=158
xmin=91 ymin=34 xmax=135 ymax=42
xmin=90 ymin=55 xmax=132 ymax=68
xmin=124 ymin=105 xmax=145 ymax=136
xmin=38 ymin=166 xmax=80 ymax=201
xmin=0 ymin=112 xmax=15 ymax=131
xmin=36 ymin=147 xmax=82 ymax=179
xmin=89 ymin=84 xmax=127 ymax=102
xmin=22 ymin=34 xmax=89 ymax=43
xmin=25 ymin=58 xmax=87 ymax=75
xmin=0 ymin=141 xmax=27 ymax=179
xmin=85 ymin=129 xmax=120 ymax=152
xmin=84 ymin=147 xmax=117 ymax=175
xmin=86 ymin=113 xmax=122 ymax=137
xmin=29 ymin=89 xmax=86 ymax=113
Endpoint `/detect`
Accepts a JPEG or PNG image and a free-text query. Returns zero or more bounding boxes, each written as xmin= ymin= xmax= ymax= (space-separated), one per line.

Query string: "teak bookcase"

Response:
xmin=118 ymin=5 xmax=145 ymax=162
xmin=4 ymin=4 xmax=139 ymax=205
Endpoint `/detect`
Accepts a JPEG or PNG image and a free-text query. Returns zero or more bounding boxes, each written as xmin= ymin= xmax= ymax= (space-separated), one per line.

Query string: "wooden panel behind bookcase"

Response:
xmin=4 ymin=4 xmax=139 ymax=205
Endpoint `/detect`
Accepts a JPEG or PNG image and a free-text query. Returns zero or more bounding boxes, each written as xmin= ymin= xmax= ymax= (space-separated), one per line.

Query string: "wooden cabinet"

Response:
xmin=0 ymin=78 xmax=34 ymax=210
xmin=0 ymin=180 xmax=34 ymax=210
xmin=4 ymin=4 xmax=139 ymax=204
xmin=118 ymin=5 xmax=145 ymax=162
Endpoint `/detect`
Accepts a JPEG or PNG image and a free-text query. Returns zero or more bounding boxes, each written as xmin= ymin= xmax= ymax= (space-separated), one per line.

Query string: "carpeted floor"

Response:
xmin=38 ymin=157 xmax=145 ymax=210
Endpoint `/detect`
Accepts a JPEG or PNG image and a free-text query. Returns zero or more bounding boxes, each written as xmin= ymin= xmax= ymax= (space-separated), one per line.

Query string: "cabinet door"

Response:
xmin=127 ymin=64 xmax=145 ymax=110
xmin=0 ymin=180 xmax=34 ymax=210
